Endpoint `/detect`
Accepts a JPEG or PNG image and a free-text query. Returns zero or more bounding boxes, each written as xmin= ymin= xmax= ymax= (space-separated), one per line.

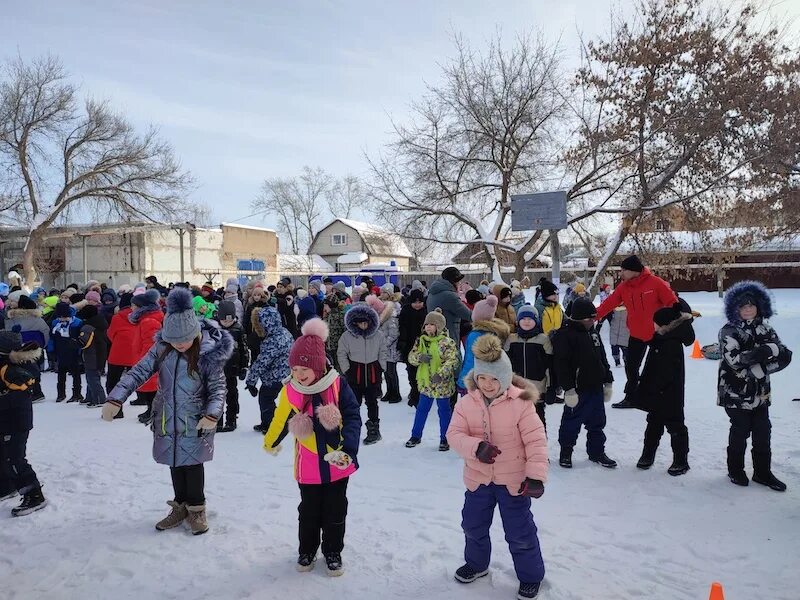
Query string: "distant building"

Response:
xmin=0 ymin=221 xmax=279 ymax=288
xmin=308 ymin=218 xmax=412 ymax=271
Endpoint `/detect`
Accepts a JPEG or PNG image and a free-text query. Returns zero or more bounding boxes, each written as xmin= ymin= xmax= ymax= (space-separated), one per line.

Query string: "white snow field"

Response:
xmin=2 ymin=290 xmax=799 ymax=600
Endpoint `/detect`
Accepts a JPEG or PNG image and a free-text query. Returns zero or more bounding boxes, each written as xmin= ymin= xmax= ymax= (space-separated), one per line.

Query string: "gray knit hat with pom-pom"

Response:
xmin=162 ymin=288 xmax=201 ymax=344
xmin=471 ymin=334 xmax=513 ymax=390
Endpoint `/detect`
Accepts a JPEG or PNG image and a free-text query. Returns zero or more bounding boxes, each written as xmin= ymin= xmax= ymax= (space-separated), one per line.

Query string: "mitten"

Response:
xmin=418 ymin=353 xmax=432 ymax=364
xmin=430 ymin=373 xmax=444 ymax=385
xmin=603 ymin=383 xmax=613 ymax=403
xmin=324 ymin=451 xmax=353 ymax=470
xmin=264 ymin=443 xmax=282 ymax=456
xmin=564 ymin=389 xmax=579 ymax=408
xmin=238 ymin=369 xmax=247 ymax=381
xmin=196 ymin=416 xmax=218 ymax=432
xmin=247 ymin=384 xmax=259 ymax=397
xmin=753 ymin=345 xmax=774 ymax=363
xmin=101 ymin=400 xmax=122 ymax=422
xmin=475 ymin=441 xmax=502 ymax=464
xmin=518 ymin=477 xmax=545 ymax=498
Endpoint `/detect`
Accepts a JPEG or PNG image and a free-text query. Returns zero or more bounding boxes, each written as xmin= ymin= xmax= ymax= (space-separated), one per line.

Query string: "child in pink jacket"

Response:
xmin=447 ymin=334 xmax=548 ymax=600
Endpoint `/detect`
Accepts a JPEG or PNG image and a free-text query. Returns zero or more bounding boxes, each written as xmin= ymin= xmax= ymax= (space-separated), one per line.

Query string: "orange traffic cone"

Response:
xmin=709 ymin=582 xmax=725 ymax=600
xmin=690 ymin=340 xmax=704 ymax=359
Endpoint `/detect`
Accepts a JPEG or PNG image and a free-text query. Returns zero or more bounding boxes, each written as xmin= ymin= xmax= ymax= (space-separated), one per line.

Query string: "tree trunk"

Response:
xmin=588 ymin=220 xmax=632 ymax=298
xmin=22 ymin=230 xmax=40 ymax=286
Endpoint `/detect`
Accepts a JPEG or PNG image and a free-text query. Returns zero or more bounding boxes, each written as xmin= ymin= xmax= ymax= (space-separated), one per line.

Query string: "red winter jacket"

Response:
xmin=107 ymin=307 xmax=137 ymax=367
xmin=132 ymin=309 xmax=164 ymax=392
xmin=596 ymin=268 xmax=677 ymax=342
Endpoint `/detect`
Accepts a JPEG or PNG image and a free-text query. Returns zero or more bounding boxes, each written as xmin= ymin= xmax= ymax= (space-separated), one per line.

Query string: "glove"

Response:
xmin=196 ymin=416 xmax=218 ymax=432
xmin=603 ymin=383 xmax=613 ymax=403
xmin=238 ymin=369 xmax=247 ymax=381
xmin=324 ymin=451 xmax=353 ymax=470
xmin=555 ymin=387 xmax=565 ymax=403
xmin=475 ymin=441 xmax=502 ymax=464
xmin=247 ymin=384 xmax=258 ymax=397
xmin=564 ymin=389 xmax=579 ymax=408
xmin=752 ymin=345 xmax=774 ymax=363
xmin=264 ymin=443 xmax=282 ymax=456
xmin=101 ymin=400 xmax=122 ymax=422
xmin=430 ymin=373 xmax=445 ymax=385
xmin=518 ymin=477 xmax=545 ymax=498
xmin=418 ymin=353 xmax=432 ymax=364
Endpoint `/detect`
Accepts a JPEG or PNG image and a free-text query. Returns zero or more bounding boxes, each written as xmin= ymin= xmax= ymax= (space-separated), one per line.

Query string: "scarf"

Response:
xmin=415 ymin=334 xmax=443 ymax=388
xmin=287 ymin=368 xmax=339 ymax=396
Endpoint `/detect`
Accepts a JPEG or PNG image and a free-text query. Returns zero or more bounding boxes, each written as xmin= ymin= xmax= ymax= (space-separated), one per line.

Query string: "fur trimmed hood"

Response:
xmin=463 ymin=372 xmax=541 ymax=404
xmin=6 ymin=307 xmax=42 ymax=320
xmin=472 ymin=318 xmax=511 ymax=342
xmin=723 ymin=280 xmax=773 ymax=324
xmin=128 ymin=303 xmax=162 ymax=324
xmin=344 ymin=302 xmax=380 ymax=337
xmin=8 ymin=346 xmax=43 ymax=364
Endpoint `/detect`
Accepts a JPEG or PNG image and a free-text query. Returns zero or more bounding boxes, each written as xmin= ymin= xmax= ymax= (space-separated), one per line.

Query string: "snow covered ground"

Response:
xmin=2 ymin=290 xmax=799 ymax=600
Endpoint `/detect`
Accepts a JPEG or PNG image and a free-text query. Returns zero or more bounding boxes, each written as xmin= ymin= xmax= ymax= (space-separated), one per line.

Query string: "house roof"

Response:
xmin=221 ymin=223 xmax=276 ymax=233
xmin=277 ymin=254 xmax=334 ymax=273
xmin=337 ymin=252 xmax=369 ymax=264
xmin=319 ymin=218 xmax=412 ymax=258
xmin=618 ymin=228 xmax=800 ymax=255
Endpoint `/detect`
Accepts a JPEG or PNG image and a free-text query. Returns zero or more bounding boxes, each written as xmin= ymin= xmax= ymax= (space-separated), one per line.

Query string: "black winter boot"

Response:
xmin=589 ymin=453 xmax=618 ymax=468
xmin=11 ymin=486 xmax=47 ymax=517
xmin=363 ymin=420 xmax=382 ymax=445
xmin=752 ymin=451 xmax=787 ymax=492
xmin=222 ymin=416 xmax=237 ymax=433
xmin=637 ymin=447 xmax=657 ymax=470
xmin=559 ymin=446 xmax=572 ymax=469
xmin=727 ymin=446 xmax=748 ymax=486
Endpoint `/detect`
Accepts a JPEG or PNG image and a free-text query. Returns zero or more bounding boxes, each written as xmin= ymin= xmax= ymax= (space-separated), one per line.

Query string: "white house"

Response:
xmin=308 ymin=218 xmax=412 ymax=271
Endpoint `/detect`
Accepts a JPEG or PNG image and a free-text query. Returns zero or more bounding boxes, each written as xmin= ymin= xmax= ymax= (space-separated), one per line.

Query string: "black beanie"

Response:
xmin=654 ymin=306 xmax=680 ymax=327
xmin=570 ymin=297 xmax=597 ymax=320
xmin=621 ymin=255 xmax=644 ymax=272
xmin=119 ymin=292 xmax=133 ymax=310
xmin=17 ymin=295 xmax=37 ymax=310
xmin=409 ymin=288 xmax=426 ymax=304
xmin=465 ymin=289 xmax=484 ymax=305
xmin=539 ymin=278 xmax=558 ymax=298
xmin=55 ymin=302 xmax=72 ymax=318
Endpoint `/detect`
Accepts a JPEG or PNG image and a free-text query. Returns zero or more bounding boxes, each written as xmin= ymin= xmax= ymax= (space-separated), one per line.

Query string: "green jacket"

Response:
xmin=408 ymin=333 xmax=459 ymax=398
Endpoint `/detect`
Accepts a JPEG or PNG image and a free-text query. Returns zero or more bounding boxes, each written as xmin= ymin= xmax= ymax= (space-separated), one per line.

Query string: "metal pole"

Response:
xmin=549 ymin=229 xmax=561 ymax=286
xmin=82 ymin=236 xmax=88 ymax=284
xmin=179 ymin=229 xmax=185 ymax=282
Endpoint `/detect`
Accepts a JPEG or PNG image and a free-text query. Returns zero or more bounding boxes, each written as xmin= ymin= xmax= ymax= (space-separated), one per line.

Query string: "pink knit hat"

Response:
xmin=289 ymin=319 xmax=329 ymax=380
xmin=85 ymin=291 xmax=101 ymax=306
xmin=365 ymin=294 xmax=386 ymax=314
xmin=471 ymin=295 xmax=498 ymax=322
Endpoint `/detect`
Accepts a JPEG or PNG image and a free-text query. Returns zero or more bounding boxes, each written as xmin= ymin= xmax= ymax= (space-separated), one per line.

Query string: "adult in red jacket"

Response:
xmin=128 ymin=290 xmax=164 ymax=423
xmin=596 ymin=256 xmax=677 ymax=409
xmin=105 ymin=293 xmax=136 ymax=418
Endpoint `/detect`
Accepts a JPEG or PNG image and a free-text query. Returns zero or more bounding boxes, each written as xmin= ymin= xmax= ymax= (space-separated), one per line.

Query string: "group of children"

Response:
xmin=1 ymin=270 xmax=793 ymax=600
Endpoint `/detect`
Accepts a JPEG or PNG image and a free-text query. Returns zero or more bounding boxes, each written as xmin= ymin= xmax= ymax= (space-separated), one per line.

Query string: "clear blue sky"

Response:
xmin=3 ymin=0 xmax=796 ymax=231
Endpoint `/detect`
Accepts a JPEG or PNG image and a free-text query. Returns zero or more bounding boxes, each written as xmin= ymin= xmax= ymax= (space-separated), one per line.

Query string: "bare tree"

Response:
xmin=561 ymin=0 xmax=800 ymax=292
xmin=368 ymin=32 xmax=565 ymax=281
xmin=253 ymin=166 xmax=332 ymax=254
xmin=0 ymin=55 xmax=192 ymax=284
xmin=326 ymin=174 xmax=362 ymax=219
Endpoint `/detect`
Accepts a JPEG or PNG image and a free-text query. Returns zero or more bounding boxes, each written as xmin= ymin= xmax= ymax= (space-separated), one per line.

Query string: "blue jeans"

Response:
xmin=85 ymin=369 xmax=106 ymax=406
xmin=462 ymin=483 xmax=545 ymax=584
xmin=558 ymin=389 xmax=606 ymax=458
xmin=411 ymin=394 xmax=451 ymax=440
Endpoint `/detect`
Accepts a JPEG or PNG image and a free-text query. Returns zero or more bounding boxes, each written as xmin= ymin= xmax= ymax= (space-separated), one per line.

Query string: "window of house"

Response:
xmin=655 ymin=219 xmax=670 ymax=231
xmin=332 ymin=234 xmax=347 ymax=246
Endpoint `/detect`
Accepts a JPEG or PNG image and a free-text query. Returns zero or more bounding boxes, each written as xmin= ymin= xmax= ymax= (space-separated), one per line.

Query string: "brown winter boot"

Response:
xmin=186 ymin=504 xmax=209 ymax=535
xmin=155 ymin=501 xmax=188 ymax=531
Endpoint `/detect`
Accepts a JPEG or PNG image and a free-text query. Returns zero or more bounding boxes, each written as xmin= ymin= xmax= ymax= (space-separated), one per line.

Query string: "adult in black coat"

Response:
xmin=634 ymin=299 xmax=695 ymax=475
xmin=397 ymin=289 xmax=427 ymax=407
